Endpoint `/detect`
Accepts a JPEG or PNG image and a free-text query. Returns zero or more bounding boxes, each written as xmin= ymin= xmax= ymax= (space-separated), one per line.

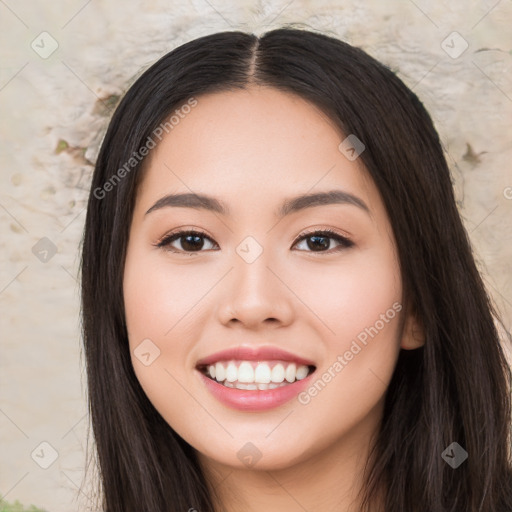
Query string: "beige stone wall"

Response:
xmin=0 ymin=1 xmax=510 ymax=510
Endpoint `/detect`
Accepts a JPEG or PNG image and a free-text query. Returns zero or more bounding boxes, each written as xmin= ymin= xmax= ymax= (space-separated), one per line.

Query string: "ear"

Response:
xmin=400 ymin=309 xmax=425 ymax=350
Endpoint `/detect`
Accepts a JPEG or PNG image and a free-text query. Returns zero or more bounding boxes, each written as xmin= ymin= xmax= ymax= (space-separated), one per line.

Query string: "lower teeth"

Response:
xmin=219 ymin=380 xmax=291 ymax=390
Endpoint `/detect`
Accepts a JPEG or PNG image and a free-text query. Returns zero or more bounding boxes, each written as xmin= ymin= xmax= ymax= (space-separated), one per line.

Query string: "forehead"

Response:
xmin=135 ymin=86 xmax=377 ymax=216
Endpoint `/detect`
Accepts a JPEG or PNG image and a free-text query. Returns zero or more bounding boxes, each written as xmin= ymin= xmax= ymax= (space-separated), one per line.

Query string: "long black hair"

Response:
xmin=80 ymin=27 xmax=512 ymax=512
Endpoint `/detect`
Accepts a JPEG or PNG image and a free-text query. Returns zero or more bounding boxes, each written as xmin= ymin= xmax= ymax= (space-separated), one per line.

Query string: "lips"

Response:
xmin=197 ymin=368 xmax=316 ymax=411
xmin=195 ymin=345 xmax=317 ymax=411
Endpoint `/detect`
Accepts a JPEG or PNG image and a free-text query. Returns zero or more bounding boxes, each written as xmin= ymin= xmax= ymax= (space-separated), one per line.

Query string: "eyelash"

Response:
xmin=154 ymin=228 xmax=354 ymax=255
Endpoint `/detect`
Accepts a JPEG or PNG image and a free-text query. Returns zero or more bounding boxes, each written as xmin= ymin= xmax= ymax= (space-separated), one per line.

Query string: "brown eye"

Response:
xmin=293 ymin=229 xmax=354 ymax=253
xmin=156 ymin=230 xmax=217 ymax=253
xmin=155 ymin=228 xmax=353 ymax=255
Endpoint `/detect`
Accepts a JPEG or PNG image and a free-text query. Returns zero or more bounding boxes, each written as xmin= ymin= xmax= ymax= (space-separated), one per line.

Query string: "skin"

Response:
xmin=123 ymin=86 xmax=424 ymax=512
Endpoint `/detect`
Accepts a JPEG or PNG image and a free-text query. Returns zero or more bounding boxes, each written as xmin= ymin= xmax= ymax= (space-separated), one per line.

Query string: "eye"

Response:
xmin=155 ymin=229 xmax=218 ymax=254
xmin=155 ymin=228 xmax=354 ymax=255
xmin=292 ymin=229 xmax=354 ymax=253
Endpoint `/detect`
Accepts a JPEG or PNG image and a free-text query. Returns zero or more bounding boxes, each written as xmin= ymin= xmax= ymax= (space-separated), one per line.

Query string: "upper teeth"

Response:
xmin=207 ymin=361 xmax=311 ymax=384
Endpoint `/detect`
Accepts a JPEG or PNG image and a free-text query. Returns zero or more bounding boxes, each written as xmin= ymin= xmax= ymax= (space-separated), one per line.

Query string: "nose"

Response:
xmin=216 ymin=251 xmax=295 ymax=330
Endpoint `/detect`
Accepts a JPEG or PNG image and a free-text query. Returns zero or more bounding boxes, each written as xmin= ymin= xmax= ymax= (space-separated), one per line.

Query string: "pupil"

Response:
xmin=182 ymin=235 xmax=203 ymax=251
xmin=308 ymin=235 xmax=329 ymax=251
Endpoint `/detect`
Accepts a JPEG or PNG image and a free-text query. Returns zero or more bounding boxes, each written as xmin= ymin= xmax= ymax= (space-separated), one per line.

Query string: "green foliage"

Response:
xmin=0 ymin=498 xmax=48 ymax=512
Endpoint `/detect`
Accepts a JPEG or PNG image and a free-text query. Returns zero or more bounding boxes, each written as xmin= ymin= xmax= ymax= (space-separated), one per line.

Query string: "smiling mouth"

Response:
xmin=197 ymin=360 xmax=316 ymax=391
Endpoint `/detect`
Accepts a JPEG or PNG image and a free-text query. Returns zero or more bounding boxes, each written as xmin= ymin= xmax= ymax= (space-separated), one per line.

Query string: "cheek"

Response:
xmin=288 ymin=245 xmax=403 ymax=409
xmin=123 ymin=260 xmax=206 ymax=450
xmin=123 ymin=246 xmax=212 ymax=347
xmin=123 ymin=243 xmax=234 ymax=431
xmin=286 ymin=245 xmax=402 ymax=344
xmin=291 ymin=249 xmax=402 ymax=439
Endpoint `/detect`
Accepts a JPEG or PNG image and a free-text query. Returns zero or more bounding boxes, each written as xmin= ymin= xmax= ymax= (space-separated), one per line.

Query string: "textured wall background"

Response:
xmin=1 ymin=1 xmax=511 ymax=511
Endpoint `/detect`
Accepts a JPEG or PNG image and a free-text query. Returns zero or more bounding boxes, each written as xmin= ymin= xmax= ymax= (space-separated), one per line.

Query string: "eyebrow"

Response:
xmin=144 ymin=189 xmax=370 ymax=218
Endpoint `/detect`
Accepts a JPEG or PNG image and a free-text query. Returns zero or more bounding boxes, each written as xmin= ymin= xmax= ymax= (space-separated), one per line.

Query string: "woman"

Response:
xmin=80 ymin=27 xmax=512 ymax=512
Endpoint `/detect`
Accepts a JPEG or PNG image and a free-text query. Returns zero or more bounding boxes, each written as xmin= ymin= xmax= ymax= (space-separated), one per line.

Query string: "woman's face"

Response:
xmin=123 ymin=86 xmax=420 ymax=471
